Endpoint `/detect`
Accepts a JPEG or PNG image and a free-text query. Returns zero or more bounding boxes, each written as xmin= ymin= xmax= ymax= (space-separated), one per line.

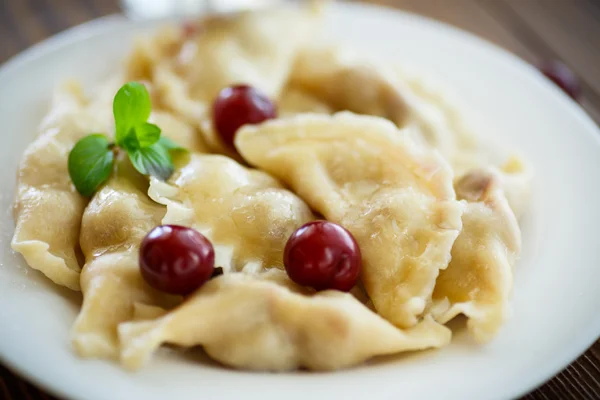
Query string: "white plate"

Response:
xmin=1 ymin=3 xmax=599 ymax=400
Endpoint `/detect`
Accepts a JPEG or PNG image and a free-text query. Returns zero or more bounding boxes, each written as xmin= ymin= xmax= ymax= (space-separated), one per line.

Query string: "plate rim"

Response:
xmin=1 ymin=3 xmax=599 ymax=400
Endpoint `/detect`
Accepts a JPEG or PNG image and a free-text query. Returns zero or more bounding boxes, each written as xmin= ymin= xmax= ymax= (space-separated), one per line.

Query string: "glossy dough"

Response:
xmin=290 ymin=47 xmax=475 ymax=158
xmin=12 ymin=4 xmax=534 ymax=372
xmin=128 ymin=5 xmax=321 ymax=155
xmin=12 ymin=83 xmax=112 ymax=291
xmin=236 ymin=112 xmax=464 ymax=328
xmin=392 ymin=66 xmax=485 ymax=172
xmin=73 ymin=113 xmax=207 ymax=358
xmin=148 ymin=153 xmax=314 ymax=272
xmin=150 ymin=110 xmax=209 ymax=154
xmin=490 ymin=156 xmax=532 ymax=219
xmin=119 ymin=269 xmax=451 ymax=371
xmin=278 ymin=86 xmax=332 ymax=116
xmin=72 ymin=158 xmax=177 ymax=358
xmin=431 ymin=169 xmax=521 ymax=342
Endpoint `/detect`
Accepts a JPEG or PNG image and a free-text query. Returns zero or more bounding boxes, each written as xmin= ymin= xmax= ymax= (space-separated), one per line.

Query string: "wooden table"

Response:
xmin=1 ymin=1 xmax=599 ymax=399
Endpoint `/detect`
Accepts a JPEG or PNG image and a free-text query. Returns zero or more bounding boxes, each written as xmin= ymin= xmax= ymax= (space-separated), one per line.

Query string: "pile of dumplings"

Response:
xmin=11 ymin=3 xmax=531 ymax=371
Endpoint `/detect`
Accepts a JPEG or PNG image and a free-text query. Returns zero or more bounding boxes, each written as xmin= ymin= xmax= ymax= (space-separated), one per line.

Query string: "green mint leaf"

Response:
xmin=135 ymin=122 xmax=161 ymax=148
xmin=121 ymin=128 xmax=140 ymax=151
xmin=119 ymin=123 xmax=160 ymax=153
xmin=68 ymin=134 xmax=114 ymax=196
xmin=157 ymin=136 xmax=187 ymax=154
xmin=113 ymin=82 xmax=151 ymax=146
xmin=127 ymin=142 xmax=174 ymax=181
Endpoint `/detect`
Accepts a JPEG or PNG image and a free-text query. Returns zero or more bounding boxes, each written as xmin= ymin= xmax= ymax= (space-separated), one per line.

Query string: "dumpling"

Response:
xmin=12 ymin=83 xmax=112 ymax=291
xmin=393 ymin=66 xmax=533 ymax=209
xmin=132 ymin=302 xmax=169 ymax=321
xmin=490 ymin=156 xmax=532 ymax=219
xmin=149 ymin=110 xmax=209 ymax=153
xmin=430 ymin=168 xmax=521 ymax=342
xmin=119 ymin=269 xmax=451 ymax=371
xmin=72 ymin=157 xmax=178 ymax=359
xmin=393 ymin=65 xmax=477 ymax=154
xmin=168 ymin=7 xmax=320 ymax=104
xmin=148 ymin=153 xmax=314 ymax=272
xmin=289 ymin=47 xmax=471 ymax=157
xmin=278 ymin=86 xmax=332 ymax=116
xmin=74 ymin=150 xmax=313 ymax=359
xmin=451 ymin=155 xmax=532 ymax=219
xmin=126 ymin=26 xmax=182 ymax=83
xmin=129 ymin=5 xmax=322 ymax=155
xmin=235 ymin=112 xmax=464 ymax=328
xmin=73 ymin=110 xmax=206 ymax=358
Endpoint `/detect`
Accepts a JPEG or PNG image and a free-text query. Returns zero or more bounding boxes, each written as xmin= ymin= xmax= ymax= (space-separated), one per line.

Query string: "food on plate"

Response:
xmin=127 ymin=5 xmax=322 ymax=156
xmin=289 ymin=46 xmax=476 ymax=161
xmin=277 ymin=86 xmax=332 ymax=116
xmin=140 ymin=225 xmax=216 ymax=295
xmin=119 ymin=269 xmax=451 ymax=371
xmin=12 ymin=83 xmax=113 ymax=291
xmin=72 ymin=156 xmax=177 ymax=359
xmin=11 ymin=3 xmax=531 ymax=372
xmin=148 ymin=153 xmax=314 ymax=273
xmin=212 ymin=84 xmax=278 ymax=149
xmin=236 ymin=113 xmax=464 ymax=328
xmin=72 ymin=84 xmax=207 ymax=359
xmin=284 ymin=220 xmax=362 ymax=292
xmin=430 ymin=168 xmax=521 ymax=342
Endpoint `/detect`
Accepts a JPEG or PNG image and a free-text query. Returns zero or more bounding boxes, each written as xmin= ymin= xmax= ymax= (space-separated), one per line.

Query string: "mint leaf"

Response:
xmin=121 ymin=128 xmax=140 ymax=151
xmin=66 ymin=81 xmax=188 ymax=197
xmin=127 ymin=143 xmax=174 ymax=181
xmin=136 ymin=122 xmax=161 ymax=148
xmin=68 ymin=134 xmax=114 ymax=196
xmin=113 ymin=82 xmax=151 ymax=146
xmin=120 ymin=122 xmax=160 ymax=151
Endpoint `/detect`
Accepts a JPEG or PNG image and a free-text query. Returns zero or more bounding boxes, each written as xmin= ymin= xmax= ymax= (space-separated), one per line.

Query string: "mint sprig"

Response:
xmin=68 ymin=82 xmax=187 ymax=196
xmin=129 ymin=143 xmax=174 ymax=181
xmin=113 ymin=82 xmax=152 ymax=146
xmin=68 ymin=134 xmax=114 ymax=197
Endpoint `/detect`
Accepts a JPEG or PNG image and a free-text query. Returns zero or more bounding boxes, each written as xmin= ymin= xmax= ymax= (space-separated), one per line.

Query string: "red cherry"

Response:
xmin=284 ymin=221 xmax=362 ymax=292
xmin=212 ymin=84 xmax=277 ymax=148
xmin=540 ymin=60 xmax=582 ymax=101
xmin=140 ymin=225 xmax=215 ymax=295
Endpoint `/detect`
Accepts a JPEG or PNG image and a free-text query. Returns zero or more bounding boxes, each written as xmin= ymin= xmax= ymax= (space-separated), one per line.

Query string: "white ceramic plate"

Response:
xmin=1 ymin=3 xmax=599 ymax=400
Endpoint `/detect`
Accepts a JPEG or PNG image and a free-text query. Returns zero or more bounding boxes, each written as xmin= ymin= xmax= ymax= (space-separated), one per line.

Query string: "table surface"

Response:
xmin=1 ymin=0 xmax=599 ymax=399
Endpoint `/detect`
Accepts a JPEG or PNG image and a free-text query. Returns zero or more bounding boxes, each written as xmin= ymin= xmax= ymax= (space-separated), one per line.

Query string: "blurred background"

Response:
xmin=1 ymin=0 xmax=600 ymax=124
xmin=0 ymin=1 xmax=599 ymax=399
